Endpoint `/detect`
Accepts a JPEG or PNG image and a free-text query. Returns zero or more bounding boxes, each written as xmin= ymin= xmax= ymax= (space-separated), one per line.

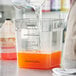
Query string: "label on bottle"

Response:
xmin=0 ymin=38 xmax=16 ymax=53
xmin=21 ymin=28 xmax=39 ymax=38
xmin=21 ymin=29 xmax=40 ymax=50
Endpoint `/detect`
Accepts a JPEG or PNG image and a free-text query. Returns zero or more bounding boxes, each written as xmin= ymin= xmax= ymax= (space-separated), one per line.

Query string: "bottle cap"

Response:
xmin=6 ymin=18 xmax=11 ymax=20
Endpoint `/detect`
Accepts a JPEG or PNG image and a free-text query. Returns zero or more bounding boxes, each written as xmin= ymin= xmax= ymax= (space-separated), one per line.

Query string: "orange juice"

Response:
xmin=17 ymin=51 xmax=61 ymax=69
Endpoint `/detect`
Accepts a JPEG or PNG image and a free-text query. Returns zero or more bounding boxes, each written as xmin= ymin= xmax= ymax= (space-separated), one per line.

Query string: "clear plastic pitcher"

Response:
xmin=15 ymin=18 xmax=64 ymax=69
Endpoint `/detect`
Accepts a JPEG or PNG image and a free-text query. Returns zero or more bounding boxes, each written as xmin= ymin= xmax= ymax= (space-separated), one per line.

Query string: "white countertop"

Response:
xmin=0 ymin=60 xmax=53 ymax=76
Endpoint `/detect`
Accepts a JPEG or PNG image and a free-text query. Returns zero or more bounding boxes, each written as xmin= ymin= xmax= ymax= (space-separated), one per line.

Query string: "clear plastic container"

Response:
xmin=15 ymin=18 xmax=64 ymax=69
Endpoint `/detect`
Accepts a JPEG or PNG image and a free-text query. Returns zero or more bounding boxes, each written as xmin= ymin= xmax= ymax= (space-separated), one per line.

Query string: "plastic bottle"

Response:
xmin=0 ymin=19 xmax=16 ymax=60
xmin=51 ymin=0 xmax=61 ymax=11
xmin=61 ymin=0 xmax=70 ymax=11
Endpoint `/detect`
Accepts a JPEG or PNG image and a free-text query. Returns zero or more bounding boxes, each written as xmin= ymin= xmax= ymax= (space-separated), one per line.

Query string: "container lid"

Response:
xmin=5 ymin=18 xmax=11 ymax=20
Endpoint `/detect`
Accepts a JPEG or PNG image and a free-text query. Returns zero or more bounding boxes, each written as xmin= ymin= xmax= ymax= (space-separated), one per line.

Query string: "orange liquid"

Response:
xmin=0 ymin=38 xmax=17 ymax=60
xmin=18 ymin=51 xmax=61 ymax=70
xmin=1 ymin=53 xmax=17 ymax=60
xmin=0 ymin=53 xmax=1 ymax=60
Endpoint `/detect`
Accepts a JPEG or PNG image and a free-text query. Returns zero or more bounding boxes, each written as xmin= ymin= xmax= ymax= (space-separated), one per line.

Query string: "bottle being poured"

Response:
xmin=12 ymin=0 xmax=44 ymax=29
xmin=12 ymin=0 xmax=45 ymax=9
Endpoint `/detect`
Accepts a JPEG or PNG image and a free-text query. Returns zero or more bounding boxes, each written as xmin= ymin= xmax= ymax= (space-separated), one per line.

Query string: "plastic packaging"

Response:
xmin=0 ymin=19 xmax=16 ymax=60
xmin=51 ymin=0 xmax=61 ymax=11
xmin=15 ymin=18 xmax=64 ymax=69
xmin=61 ymin=0 xmax=70 ymax=11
